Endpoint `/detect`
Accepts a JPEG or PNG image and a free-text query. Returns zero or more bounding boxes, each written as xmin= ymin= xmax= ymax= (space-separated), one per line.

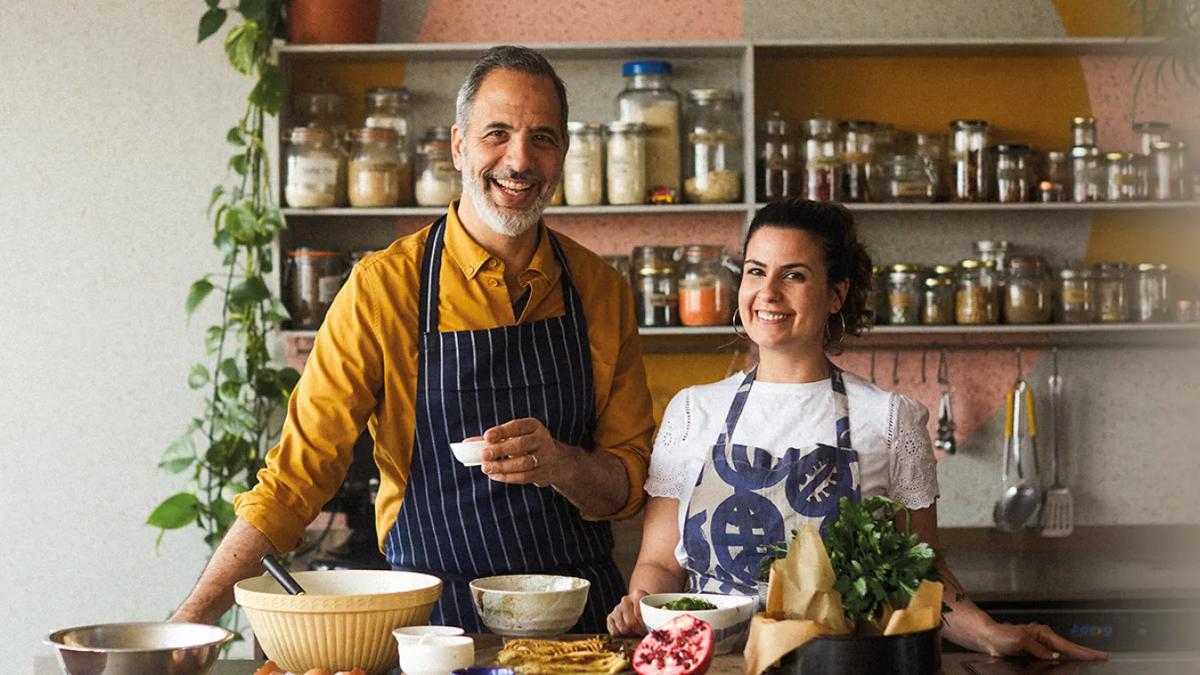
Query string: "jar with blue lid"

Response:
xmin=617 ymin=60 xmax=682 ymax=201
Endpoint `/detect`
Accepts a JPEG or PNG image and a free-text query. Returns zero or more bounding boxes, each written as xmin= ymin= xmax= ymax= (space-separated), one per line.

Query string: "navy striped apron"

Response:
xmin=681 ymin=362 xmax=861 ymax=594
xmin=385 ymin=216 xmax=625 ymax=632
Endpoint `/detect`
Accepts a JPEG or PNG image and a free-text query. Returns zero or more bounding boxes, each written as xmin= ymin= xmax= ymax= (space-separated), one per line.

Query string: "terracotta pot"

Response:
xmin=287 ymin=0 xmax=381 ymax=45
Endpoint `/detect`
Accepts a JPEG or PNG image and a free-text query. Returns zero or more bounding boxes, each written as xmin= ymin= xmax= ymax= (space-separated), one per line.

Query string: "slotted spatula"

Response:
xmin=1041 ymin=348 xmax=1073 ymax=537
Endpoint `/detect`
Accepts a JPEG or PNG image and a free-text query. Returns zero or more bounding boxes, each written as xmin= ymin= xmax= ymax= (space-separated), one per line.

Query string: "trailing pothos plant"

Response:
xmin=147 ymin=0 xmax=296 ymax=632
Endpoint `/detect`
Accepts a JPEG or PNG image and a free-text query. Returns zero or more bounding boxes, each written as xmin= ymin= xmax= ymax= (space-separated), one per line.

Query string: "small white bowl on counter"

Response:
xmin=640 ymin=592 xmax=757 ymax=654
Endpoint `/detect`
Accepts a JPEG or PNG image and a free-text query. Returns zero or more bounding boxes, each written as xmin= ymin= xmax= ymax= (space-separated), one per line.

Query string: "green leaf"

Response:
xmin=188 ymin=363 xmax=211 ymax=389
xmin=147 ymin=492 xmax=201 ymax=530
xmin=223 ymin=21 xmax=260 ymax=75
xmin=229 ymin=276 xmax=270 ymax=308
xmin=207 ymin=185 xmax=225 ymax=216
xmin=211 ymin=498 xmax=237 ymax=531
xmin=205 ymin=0 xmax=221 ymax=8
xmin=264 ymin=297 xmax=290 ymax=323
xmin=249 ymin=63 xmax=285 ymax=115
xmin=205 ymin=325 xmax=224 ymax=354
xmin=226 ymin=125 xmax=246 ymax=146
xmin=219 ymin=357 xmax=241 ymax=381
xmin=277 ymin=367 xmax=301 ymax=394
xmin=159 ymin=432 xmax=197 ymax=474
xmin=198 ymin=7 xmax=227 ymax=43
xmin=237 ymin=0 xmax=268 ymax=22
xmin=229 ymin=153 xmax=248 ymax=176
xmin=186 ymin=278 xmax=215 ymax=318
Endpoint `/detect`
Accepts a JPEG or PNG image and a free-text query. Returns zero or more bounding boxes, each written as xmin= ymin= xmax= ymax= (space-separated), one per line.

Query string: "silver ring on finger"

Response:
xmin=530 ymin=452 xmax=540 ymax=468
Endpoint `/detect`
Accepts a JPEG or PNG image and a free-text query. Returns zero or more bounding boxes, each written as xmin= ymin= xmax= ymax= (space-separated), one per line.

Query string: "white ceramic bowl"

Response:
xmin=397 ymin=635 xmax=474 ymax=675
xmin=234 ymin=569 xmax=442 ymax=675
xmin=393 ymin=625 xmax=466 ymax=644
xmin=450 ymin=440 xmax=489 ymax=466
xmin=468 ymin=574 xmax=590 ymax=637
xmin=640 ymin=592 xmax=757 ymax=654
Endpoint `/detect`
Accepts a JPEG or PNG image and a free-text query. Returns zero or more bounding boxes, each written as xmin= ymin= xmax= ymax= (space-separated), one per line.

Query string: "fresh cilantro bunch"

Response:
xmin=826 ymin=495 xmax=939 ymax=633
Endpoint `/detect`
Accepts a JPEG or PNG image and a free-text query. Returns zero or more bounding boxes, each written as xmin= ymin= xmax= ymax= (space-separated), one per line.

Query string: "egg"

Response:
xmin=303 ymin=669 xmax=332 ymax=675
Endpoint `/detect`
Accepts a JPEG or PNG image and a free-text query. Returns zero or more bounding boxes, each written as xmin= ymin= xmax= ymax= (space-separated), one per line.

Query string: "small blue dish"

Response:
xmin=451 ymin=668 xmax=517 ymax=675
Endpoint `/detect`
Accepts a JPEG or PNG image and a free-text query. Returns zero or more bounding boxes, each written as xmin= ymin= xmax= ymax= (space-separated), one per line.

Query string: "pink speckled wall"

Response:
xmin=1080 ymin=55 xmax=1200 ymax=152
xmin=547 ymin=214 xmax=742 ymax=255
xmin=416 ymin=0 xmax=743 ymax=43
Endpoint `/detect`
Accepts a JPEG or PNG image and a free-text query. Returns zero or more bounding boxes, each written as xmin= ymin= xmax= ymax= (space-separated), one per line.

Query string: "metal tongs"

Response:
xmin=934 ymin=350 xmax=956 ymax=455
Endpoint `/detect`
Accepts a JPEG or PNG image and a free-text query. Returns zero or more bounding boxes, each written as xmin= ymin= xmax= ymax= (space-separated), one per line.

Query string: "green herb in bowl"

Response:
xmin=659 ymin=596 xmax=718 ymax=611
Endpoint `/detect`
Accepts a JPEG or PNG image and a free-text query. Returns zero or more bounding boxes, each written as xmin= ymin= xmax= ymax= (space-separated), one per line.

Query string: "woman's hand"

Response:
xmin=981 ymin=622 xmax=1108 ymax=661
xmin=607 ymin=589 xmax=649 ymax=636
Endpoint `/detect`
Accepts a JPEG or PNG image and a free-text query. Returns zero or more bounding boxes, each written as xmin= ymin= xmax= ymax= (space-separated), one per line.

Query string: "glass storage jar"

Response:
xmin=1071 ymin=146 xmax=1105 ymax=202
xmin=1057 ymin=265 xmax=1096 ymax=323
xmin=1039 ymin=151 xmax=1070 ymax=202
xmin=1133 ymin=121 xmax=1169 ymax=156
xmin=603 ymin=255 xmax=632 ymax=283
xmin=363 ymin=87 xmax=412 ymax=150
xmin=606 ymin=121 xmax=648 ymax=205
xmin=973 ymin=239 xmax=1010 ymax=276
xmin=803 ymin=116 xmax=842 ymax=202
xmin=868 ymin=266 xmax=888 ymax=325
xmin=1004 ymin=256 xmax=1053 ymax=324
xmin=993 ymin=144 xmax=1032 ymax=202
xmin=887 ymin=264 xmax=925 ymax=326
xmin=882 ymin=154 xmax=935 ymax=202
xmin=684 ymin=89 xmax=742 ymax=204
xmin=617 ymin=60 xmax=681 ymax=202
xmin=1103 ymin=151 xmax=1137 ymax=201
xmin=347 ymin=127 xmax=406 ymax=207
xmin=294 ymin=92 xmax=346 ymax=139
xmin=1071 ymin=116 xmax=1097 ymax=147
xmin=285 ymin=126 xmax=343 ymax=209
xmin=758 ymin=111 xmax=801 ymax=201
xmin=1151 ymin=140 xmax=1190 ymax=200
xmin=678 ymin=245 xmax=735 ymax=326
xmin=950 ymin=119 xmax=989 ymax=201
xmin=1093 ymin=262 xmax=1130 ymax=322
xmin=1132 ymin=263 xmax=1171 ymax=323
xmin=632 ymin=246 xmax=679 ymax=327
xmin=285 ymin=248 xmax=347 ymax=329
xmin=956 ymin=259 xmax=999 ymax=325
xmin=915 ymin=132 xmax=949 ymax=200
xmin=923 ymin=275 xmax=956 ymax=325
xmin=414 ymin=126 xmax=460 ymax=206
xmin=840 ymin=121 xmax=878 ymax=202
xmin=564 ymin=122 xmax=605 ymax=206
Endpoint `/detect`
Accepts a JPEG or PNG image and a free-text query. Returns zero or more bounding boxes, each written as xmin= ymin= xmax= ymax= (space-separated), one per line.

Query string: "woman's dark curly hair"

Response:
xmin=743 ymin=199 xmax=874 ymax=355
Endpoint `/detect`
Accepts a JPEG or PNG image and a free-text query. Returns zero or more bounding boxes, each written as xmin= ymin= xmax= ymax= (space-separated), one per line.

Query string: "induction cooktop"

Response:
xmin=961 ymin=653 xmax=1200 ymax=674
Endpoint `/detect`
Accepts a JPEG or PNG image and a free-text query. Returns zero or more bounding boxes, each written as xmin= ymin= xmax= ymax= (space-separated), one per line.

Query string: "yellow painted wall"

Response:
xmin=290 ymin=61 xmax=408 ymax=128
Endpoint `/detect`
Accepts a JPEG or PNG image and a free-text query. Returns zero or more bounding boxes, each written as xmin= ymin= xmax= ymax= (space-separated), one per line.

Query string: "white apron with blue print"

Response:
xmin=681 ymin=362 xmax=861 ymax=595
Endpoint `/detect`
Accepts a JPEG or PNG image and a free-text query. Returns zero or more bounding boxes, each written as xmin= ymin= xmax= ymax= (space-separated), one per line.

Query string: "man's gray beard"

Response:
xmin=461 ymin=164 xmax=551 ymax=238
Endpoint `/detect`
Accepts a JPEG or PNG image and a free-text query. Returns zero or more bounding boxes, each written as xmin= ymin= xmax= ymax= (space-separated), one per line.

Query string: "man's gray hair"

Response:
xmin=455 ymin=45 xmax=569 ymax=136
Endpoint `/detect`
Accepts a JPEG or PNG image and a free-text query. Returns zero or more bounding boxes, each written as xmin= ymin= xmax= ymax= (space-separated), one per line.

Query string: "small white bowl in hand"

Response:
xmin=450 ymin=440 xmax=489 ymax=467
xmin=397 ymin=634 xmax=474 ymax=675
xmin=639 ymin=592 xmax=757 ymax=654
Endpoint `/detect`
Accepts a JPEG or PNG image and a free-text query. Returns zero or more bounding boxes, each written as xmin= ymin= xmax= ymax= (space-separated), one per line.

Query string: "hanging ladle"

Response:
xmin=260 ymin=554 xmax=306 ymax=595
xmin=993 ymin=351 xmax=1042 ymax=531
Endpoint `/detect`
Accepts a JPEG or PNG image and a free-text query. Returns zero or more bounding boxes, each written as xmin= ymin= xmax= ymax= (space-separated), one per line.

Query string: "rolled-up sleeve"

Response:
xmin=233 ymin=264 xmax=385 ymax=553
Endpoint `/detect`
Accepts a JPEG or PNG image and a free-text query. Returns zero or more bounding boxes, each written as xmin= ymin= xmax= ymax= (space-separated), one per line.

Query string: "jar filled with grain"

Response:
xmin=923 ymin=275 xmax=956 ymax=325
xmin=414 ymin=126 xmax=460 ymax=206
xmin=1004 ymin=256 xmax=1053 ymax=324
xmin=1057 ymin=265 xmax=1096 ymax=323
xmin=1093 ymin=262 xmax=1130 ymax=322
xmin=956 ymin=259 xmax=999 ymax=325
xmin=617 ymin=61 xmax=682 ymax=202
xmin=606 ymin=121 xmax=648 ymax=205
xmin=347 ymin=127 xmax=404 ymax=207
xmin=684 ymin=89 xmax=742 ymax=204
xmin=887 ymin=264 xmax=924 ymax=326
xmin=564 ymin=122 xmax=605 ymax=206
xmin=285 ymin=126 xmax=343 ymax=209
xmin=1132 ymin=263 xmax=1171 ymax=323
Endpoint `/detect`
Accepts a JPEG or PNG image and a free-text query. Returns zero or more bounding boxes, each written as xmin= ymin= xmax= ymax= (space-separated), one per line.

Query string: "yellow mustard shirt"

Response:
xmin=234 ymin=203 xmax=656 ymax=554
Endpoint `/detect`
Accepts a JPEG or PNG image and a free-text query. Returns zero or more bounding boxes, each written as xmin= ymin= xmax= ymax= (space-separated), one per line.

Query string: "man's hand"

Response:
xmin=480 ymin=417 xmax=576 ymax=488
xmin=981 ymin=622 xmax=1108 ymax=661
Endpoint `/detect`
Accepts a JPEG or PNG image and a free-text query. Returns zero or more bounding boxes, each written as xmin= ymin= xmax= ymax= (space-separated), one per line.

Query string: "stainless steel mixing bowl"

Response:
xmin=44 ymin=621 xmax=233 ymax=675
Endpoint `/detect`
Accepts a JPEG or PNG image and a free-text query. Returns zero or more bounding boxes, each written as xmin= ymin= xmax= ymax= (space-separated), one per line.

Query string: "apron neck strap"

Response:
xmin=718 ymin=360 xmax=852 ymax=448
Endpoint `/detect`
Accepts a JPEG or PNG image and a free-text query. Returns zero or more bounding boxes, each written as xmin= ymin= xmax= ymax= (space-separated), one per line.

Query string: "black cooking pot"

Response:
xmin=767 ymin=627 xmax=941 ymax=675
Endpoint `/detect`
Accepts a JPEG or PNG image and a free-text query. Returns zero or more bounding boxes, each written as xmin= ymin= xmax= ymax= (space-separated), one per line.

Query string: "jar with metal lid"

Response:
xmin=1132 ymin=263 xmax=1171 ymax=322
xmin=285 ymin=127 xmax=343 ymax=208
xmin=973 ymin=240 xmax=1010 ymax=276
xmin=678 ymin=245 xmax=735 ymax=326
xmin=347 ymin=127 xmax=406 ymax=207
xmin=617 ymin=61 xmax=681 ymax=202
xmin=923 ymin=276 xmax=955 ymax=325
xmin=915 ymin=132 xmax=949 ymax=200
xmin=840 ymin=121 xmax=878 ymax=202
xmin=956 ymin=259 xmax=999 ymax=324
xmin=867 ymin=266 xmax=888 ymax=325
xmin=606 ymin=121 xmax=648 ymax=205
xmin=1057 ymin=265 xmax=1096 ymax=323
xmin=1103 ymin=151 xmax=1138 ymax=202
xmin=684 ymin=89 xmax=742 ymax=204
xmin=632 ymin=246 xmax=679 ymax=327
xmin=414 ymin=126 xmax=460 ymax=206
xmin=1151 ymin=140 xmax=1191 ymax=200
xmin=1133 ymin=121 xmax=1170 ymax=156
xmin=1071 ymin=146 xmax=1105 ymax=202
xmin=1093 ymin=262 xmax=1130 ymax=322
xmin=1071 ymin=116 xmax=1097 ymax=147
xmin=887 ymin=264 xmax=924 ymax=326
xmin=564 ymin=122 xmax=605 ymax=206
xmin=758 ymin=111 xmax=801 ymax=201
xmin=363 ymin=87 xmax=412 ymax=149
xmin=1039 ymin=151 xmax=1070 ymax=202
xmin=285 ymin=248 xmax=347 ymax=329
xmin=881 ymin=154 xmax=935 ymax=202
xmin=950 ymin=120 xmax=989 ymax=202
xmin=1004 ymin=256 xmax=1053 ymax=324
xmin=294 ymin=92 xmax=346 ymax=139
xmin=803 ymin=116 xmax=842 ymax=202
xmin=993 ymin=144 xmax=1032 ymax=202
